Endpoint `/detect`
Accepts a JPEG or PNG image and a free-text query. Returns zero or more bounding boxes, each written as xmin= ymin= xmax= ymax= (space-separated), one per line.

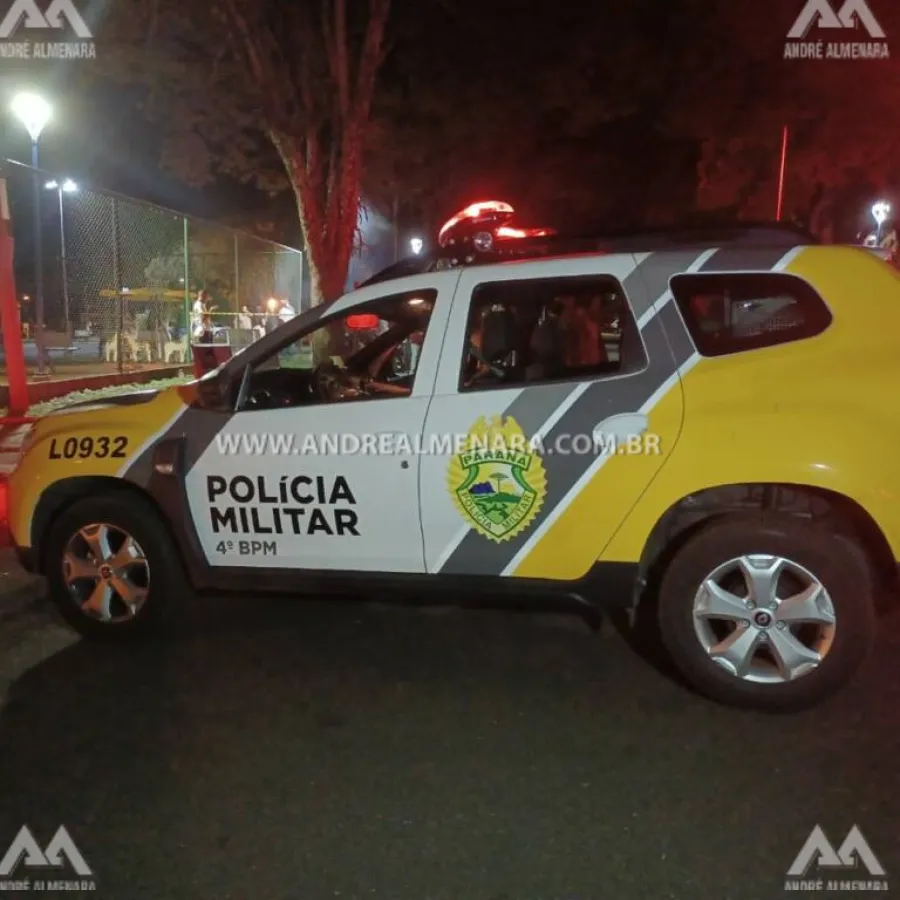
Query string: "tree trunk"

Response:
xmin=305 ymin=240 xmax=347 ymax=307
xmin=291 ymin=181 xmax=356 ymax=363
xmin=304 ymin=239 xmax=351 ymax=363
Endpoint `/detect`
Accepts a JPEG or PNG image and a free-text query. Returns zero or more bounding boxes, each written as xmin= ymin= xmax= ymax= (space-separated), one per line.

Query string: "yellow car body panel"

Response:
xmin=602 ymin=245 xmax=900 ymax=565
xmin=6 ymin=386 xmax=193 ymax=551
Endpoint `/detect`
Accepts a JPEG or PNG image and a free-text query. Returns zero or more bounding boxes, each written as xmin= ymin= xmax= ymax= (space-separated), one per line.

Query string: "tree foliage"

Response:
xmin=668 ymin=0 xmax=900 ymax=232
xmin=91 ymin=0 xmax=900 ymax=269
xmin=101 ymin=0 xmax=391 ymax=305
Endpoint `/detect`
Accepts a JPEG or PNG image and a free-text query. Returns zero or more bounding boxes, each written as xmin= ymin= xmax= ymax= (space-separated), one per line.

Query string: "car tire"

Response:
xmin=657 ymin=513 xmax=876 ymax=711
xmin=44 ymin=493 xmax=190 ymax=640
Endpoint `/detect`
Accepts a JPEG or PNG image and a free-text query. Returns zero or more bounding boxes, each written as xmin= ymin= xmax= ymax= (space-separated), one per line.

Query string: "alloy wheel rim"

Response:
xmin=62 ymin=523 xmax=150 ymax=623
xmin=691 ymin=554 xmax=836 ymax=684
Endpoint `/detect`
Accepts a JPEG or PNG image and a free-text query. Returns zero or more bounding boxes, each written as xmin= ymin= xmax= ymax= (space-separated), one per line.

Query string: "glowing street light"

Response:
xmin=11 ymin=92 xmax=51 ymax=142
xmin=11 ymin=92 xmax=52 ymax=374
xmin=409 ymin=236 xmax=424 ymax=255
xmin=872 ymin=200 xmax=891 ymax=242
xmin=45 ymin=178 xmax=78 ymax=330
xmin=45 ymin=180 xmax=78 ymax=194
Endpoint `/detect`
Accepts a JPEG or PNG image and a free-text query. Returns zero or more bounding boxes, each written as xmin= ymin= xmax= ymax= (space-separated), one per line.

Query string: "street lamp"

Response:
xmin=45 ymin=178 xmax=76 ymax=332
xmin=409 ymin=236 xmax=424 ymax=255
xmin=872 ymin=200 xmax=891 ymax=243
xmin=11 ymin=92 xmax=52 ymax=374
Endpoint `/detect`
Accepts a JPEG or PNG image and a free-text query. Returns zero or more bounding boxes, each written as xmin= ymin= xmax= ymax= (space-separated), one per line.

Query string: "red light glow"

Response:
xmin=438 ymin=200 xmax=514 ymax=244
xmin=0 ymin=478 xmax=9 ymax=548
xmin=346 ymin=313 xmax=379 ymax=330
xmin=495 ymin=226 xmax=556 ymax=239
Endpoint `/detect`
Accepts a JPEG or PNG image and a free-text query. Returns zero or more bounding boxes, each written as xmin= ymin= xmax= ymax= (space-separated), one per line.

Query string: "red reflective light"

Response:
xmin=438 ymin=200 xmax=514 ymax=244
xmin=495 ymin=226 xmax=555 ymax=239
xmin=0 ymin=478 xmax=8 ymax=548
xmin=346 ymin=313 xmax=379 ymax=330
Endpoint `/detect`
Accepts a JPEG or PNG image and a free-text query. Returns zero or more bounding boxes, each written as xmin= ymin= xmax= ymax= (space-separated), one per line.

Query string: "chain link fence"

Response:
xmin=1 ymin=160 xmax=307 ymax=381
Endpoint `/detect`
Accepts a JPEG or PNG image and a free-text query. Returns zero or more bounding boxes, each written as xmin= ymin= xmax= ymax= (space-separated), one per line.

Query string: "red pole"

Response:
xmin=775 ymin=125 xmax=789 ymax=222
xmin=0 ymin=178 xmax=29 ymax=416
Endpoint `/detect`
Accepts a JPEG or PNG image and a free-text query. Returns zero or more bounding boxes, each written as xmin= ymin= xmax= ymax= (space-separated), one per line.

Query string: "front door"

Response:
xmin=184 ymin=283 xmax=447 ymax=573
xmin=419 ymin=252 xmax=692 ymax=582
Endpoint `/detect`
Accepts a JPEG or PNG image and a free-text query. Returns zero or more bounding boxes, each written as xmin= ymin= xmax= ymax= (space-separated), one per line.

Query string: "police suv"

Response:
xmin=9 ymin=201 xmax=900 ymax=711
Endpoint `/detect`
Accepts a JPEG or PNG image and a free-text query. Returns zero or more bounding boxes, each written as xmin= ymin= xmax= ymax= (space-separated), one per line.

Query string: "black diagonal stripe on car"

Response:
xmin=500 ymin=382 xmax=583 ymax=443
xmin=699 ymin=246 xmax=800 ymax=272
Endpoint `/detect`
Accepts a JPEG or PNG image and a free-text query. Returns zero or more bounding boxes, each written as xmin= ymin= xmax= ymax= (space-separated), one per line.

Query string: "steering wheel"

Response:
xmin=246 ymin=385 xmax=300 ymax=409
xmin=246 ymin=387 xmax=273 ymax=409
xmin=312 ymin=360 xmax=359 ymax=402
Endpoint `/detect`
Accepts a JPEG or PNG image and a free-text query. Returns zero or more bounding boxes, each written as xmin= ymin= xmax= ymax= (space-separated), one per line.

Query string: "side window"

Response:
xmin=239 ymin=290 xmax=436 ymax=411
xmin=458 ymin=275 xmax=646 ymax=391
xmin=671 ymin=273 xmax=831 ymax=357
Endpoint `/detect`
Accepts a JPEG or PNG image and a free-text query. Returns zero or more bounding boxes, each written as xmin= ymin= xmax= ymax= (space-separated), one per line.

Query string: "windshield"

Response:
xmin=264 ymin=298 xmax=432 ymax=374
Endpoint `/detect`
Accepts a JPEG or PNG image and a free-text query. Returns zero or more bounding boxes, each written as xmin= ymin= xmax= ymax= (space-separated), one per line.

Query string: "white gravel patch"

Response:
xmin=25 ymin=374 xmax=192 ymax=418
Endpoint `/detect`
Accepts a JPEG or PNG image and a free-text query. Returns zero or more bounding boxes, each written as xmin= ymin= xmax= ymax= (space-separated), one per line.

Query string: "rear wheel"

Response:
xmin=44 ymin=494 xmax=190 ymax=640
xmin=657 ymin=514 xmax=876 ymax=711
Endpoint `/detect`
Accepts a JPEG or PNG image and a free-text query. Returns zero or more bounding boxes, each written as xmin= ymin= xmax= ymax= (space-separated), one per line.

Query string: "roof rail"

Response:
xmin=592 ymin=220 xmax=819 ymax=246
xmin=358 ymin=220 xmax=817 ymax=288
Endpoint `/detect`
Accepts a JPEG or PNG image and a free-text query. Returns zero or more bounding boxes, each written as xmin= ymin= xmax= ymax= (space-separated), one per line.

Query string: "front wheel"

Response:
xmin=44 ymin=493 xmax=190 ymax=640
xmin=657 ymin=513 xmax=876 ymax=711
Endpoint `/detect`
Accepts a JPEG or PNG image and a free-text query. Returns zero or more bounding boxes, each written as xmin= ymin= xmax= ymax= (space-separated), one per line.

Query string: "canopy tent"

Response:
xmin=98 ymin=288 xmax=188 ymax=301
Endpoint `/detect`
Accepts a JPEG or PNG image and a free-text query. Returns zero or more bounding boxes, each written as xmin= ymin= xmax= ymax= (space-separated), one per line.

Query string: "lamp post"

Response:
xmin=872 ymin=200 xmax=891 ymax=244
xmin=45 ymin=178 xmax=76 ymax=332
xmin=409 ymin=236 xmax=424 ymax=255
xmin=11 ymin=92 xmax=52 ymax=374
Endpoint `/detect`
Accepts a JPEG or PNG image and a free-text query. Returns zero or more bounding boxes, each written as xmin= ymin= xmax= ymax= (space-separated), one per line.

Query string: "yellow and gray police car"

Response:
xmin=8 ymin=209 xmax=900 ymax=711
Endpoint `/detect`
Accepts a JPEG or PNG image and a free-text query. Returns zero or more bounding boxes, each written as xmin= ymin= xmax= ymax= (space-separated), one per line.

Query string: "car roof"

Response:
xmin=358 ymin=223 xmax=818 ymax=289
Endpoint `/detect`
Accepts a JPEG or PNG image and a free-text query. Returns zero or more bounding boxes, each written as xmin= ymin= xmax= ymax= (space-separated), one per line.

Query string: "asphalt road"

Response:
xmin=0 ymin=591 xmax=898 ymax=900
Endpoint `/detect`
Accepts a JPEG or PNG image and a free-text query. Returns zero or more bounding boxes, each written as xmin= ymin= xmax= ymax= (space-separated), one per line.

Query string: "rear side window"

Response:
xmin=670 ymin=273 xmax=832 ymax=357
xmin=458 ymin=275 xmax=647 ymax=391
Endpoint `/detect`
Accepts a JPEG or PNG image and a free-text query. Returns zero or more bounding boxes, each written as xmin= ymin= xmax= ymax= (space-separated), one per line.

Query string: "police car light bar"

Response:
xmin=438 ymin=200 xmax=514 ymax=245
xmin=437 ymin=200 xmax=556 ymax=249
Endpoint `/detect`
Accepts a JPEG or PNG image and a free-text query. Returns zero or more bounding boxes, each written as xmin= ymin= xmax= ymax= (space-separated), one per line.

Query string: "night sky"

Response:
xmin=1 ymin=0 xmax=899 ymax=244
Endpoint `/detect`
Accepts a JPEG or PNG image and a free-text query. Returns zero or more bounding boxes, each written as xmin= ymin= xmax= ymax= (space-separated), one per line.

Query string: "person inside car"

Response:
xmin=563 ymin=295 xmax=606 ymax=368
xmin=526 ymin=299 xmax=567 ymax=381
xmin=463 ymin=307 xmax=490 ymax=386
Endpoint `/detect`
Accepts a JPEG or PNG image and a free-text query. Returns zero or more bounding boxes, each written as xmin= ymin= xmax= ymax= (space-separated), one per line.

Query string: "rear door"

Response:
xmin=419 ymin=250 xmax=700 ymax=582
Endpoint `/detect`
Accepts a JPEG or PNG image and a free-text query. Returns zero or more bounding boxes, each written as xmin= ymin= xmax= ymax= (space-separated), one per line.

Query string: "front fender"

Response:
xmin=7 ymin=388 xmax=190 ymax=549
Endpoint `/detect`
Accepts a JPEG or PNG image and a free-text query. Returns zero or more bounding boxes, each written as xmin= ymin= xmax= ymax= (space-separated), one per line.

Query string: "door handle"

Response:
xmin=592 ymin=412 xmax=649 ymax=444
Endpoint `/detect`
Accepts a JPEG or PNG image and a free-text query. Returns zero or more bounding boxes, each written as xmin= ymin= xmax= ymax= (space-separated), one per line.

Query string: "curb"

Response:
xmin=0 ymin=364 xmax=188 ymax=409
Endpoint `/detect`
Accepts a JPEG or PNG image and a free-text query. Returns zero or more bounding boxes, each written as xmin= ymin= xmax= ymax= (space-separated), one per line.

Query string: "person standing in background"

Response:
xmin=264 ymin=298 xmax=281 ymax=334
xmin=191 ymin=290 xmax=216 ymax=339
xmin=279 ymin=297 xmax=296 ymax=324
